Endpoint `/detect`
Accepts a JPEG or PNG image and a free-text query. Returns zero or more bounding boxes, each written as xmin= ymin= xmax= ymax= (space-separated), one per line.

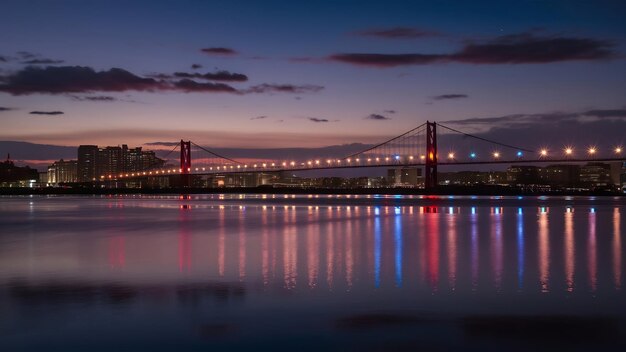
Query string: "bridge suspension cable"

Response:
xmin=190 ymin=141 xmax=243 ymax=165
xmin=343 ymin=122 xmax=427 ymax=160
xmin=437 ymin=123 xmax=535 ymax=153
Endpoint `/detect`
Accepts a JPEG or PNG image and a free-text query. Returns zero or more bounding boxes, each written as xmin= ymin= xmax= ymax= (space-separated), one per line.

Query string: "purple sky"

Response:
xmin=1 ymin=0 xmax=625 ymax=167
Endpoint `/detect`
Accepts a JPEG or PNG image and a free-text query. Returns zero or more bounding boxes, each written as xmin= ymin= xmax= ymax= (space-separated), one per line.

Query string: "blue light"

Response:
xmin=470 ymin=152 xmax=476 ymax=158
xmin=517 ymin=151 xmax=523 ymax=157
xmin=394 ymin=155 xmax=400 ymax=160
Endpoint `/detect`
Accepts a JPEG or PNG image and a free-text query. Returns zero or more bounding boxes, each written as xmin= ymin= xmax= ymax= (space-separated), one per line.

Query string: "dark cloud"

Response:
xmin=357 ymin=27 xmax=440 ymax=39
xmin=442 ymin=108 xmax=626 ymax=130
xmin=21 ymin=59 xmax=64 ymax=65
xmin=250 ymin=116 xmax=268 ymax=120
xmin=365 ymin=114 xmax=391 ymax=120
xmin=329 ymin=53 xmax=443 ymax=67
xmin=384 ymin=110 xmax=396 ymax=114
xmin=29 ymin=110 xmax=64 ymax=115
xmin=244 ymin=84 xmax=324 ymax=94
xmin=201 ymin=47 xmax=237 ymax=55
xmin=0 ymin=66 xmax=322 ymax=96
xmin=329 ymin=33 xmax=615 ymax=67
xmin=173 ymin=70 xmax=248 ymax=82
xmin=583 ymin=109 xmax=626 ymax=118
xmin=70 ymin=95 xmax=117 ymax=102
xmin=17 ymin=51 xmax=37 ymax=59
xmin=144 ymin=141 xmax=180 ymax=146
xmin=0 ymin=106 xmax=15 ymax=111
xmin=191 ymin=64 xmax=202 ymax=70
xmin=433 ymin=94 xmax=468 ymax=100
xmin=0 ymin=66 xmax=165 ymax=95
xmin=309 ymin=117 xmax=330 ymax=123
xmin=0 ymin=56 xmax=7 ymax=62
xmin=172 ymin=79 xmax=239 ymax=93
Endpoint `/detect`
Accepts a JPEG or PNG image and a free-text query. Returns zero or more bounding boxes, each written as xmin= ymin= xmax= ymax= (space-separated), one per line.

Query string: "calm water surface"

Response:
xmin=0 ymin=194 xmax=625 ymax=351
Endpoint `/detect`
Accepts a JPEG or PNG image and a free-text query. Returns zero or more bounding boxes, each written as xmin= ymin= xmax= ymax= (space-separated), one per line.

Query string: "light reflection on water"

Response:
xmin=0 ymin=195 xmax=625 ymax=351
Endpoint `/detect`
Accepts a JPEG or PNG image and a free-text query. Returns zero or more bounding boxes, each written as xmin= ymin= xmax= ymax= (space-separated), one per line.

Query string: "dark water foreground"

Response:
xmin=0 ymin=194 xmax=624 ymax=351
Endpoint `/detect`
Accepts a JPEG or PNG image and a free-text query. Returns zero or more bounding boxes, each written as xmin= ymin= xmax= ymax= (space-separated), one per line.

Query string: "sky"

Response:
xmin=1 ymin=0 xmax=625 ymax=168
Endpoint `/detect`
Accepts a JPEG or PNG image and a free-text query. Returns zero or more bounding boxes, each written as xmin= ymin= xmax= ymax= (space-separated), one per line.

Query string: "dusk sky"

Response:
xmin=1 ymin=0 xmax=625 ymax=166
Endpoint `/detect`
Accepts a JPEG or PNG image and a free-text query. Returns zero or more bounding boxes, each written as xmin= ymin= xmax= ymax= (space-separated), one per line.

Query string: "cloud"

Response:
xmin=21 ymin=59 xmax=64 ymax=65
xmin=0 ymin=106 xmax=15 ymax=111
xmin=70 ymin=95 xmax=117 ymax=102
xmin=0 ymin=66 xmax=323 ymax=96
xmin=173 ymin=70 xmax=248 ymax=82
xmin=356 ymin=27 xmax=440 ymax=39
xmin=365 ymin=114 xmax=391 ymax=120
xmin=441 ymin=108 xmax=626 ymax=130
xmin=17 ymin=51 xmax=37 ymax=59
xmin=0 ymin=66 xmax=165 ymax=95
xmin=172 ymin=79 xmax=239 ymax=93
xmin=0 ymin=56 xmax=8 ymax=62
xmin=329 ymin=53 xmax=443 ymax=67
xmin=384 ymin=110 xmax=396 ymax=114
xmin=245 ymin=84 xmax=324 ymax=94
xmin=309 ymin=117 xmax=330 ymax=123
xmin=201 ymin=47 xmax=237 ymax=55
xmin=29 ymin=110 xmax=64 ymax=115
xmin=329 ymin=33 xmax=615 ymax=67
xmin=191 ymin=64 xmax=202 ymax=70
xmin=433 ymin=94 xmax=468 ymax=100
xmin=250 ymin=115 xmax=268 ymax=120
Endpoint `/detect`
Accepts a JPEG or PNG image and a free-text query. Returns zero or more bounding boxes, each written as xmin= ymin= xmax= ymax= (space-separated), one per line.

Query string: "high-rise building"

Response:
xmin=47 ymin=159 xmax=78 ymax=184
xmin=98 ymin=146 xmax=122 ymax=177
xmin=77 ymin=145 xmax=98 ymax=182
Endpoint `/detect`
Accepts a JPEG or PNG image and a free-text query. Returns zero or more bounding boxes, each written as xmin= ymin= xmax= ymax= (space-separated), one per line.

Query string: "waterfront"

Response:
xmin=1 ymin=195 xmax=625 ymax=351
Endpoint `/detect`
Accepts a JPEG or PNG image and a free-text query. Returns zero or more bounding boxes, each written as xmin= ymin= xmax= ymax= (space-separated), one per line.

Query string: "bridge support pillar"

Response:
xmin=180 ymin=140 xmax=191 ymax=187
xmin=425 ymin=121 xmax=438 ymax=190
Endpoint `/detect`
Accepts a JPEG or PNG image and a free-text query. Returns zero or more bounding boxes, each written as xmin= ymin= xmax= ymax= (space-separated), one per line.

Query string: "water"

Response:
xmin=0 ymin=194 xmax=624 ymax=351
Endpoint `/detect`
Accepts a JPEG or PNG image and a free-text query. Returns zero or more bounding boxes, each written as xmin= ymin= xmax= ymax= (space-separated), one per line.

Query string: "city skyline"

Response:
xmin=1 ymin=0 xmax=626 ymax=167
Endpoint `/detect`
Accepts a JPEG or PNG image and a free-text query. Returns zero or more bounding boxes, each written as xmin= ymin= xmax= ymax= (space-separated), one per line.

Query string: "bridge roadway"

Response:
xmin=104 ymin=157 xmax=626 ymax=180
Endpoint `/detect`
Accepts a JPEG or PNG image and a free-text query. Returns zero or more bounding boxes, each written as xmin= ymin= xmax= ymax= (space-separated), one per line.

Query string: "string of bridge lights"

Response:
xmin=100 ymin=145 xmax=623 ymax=179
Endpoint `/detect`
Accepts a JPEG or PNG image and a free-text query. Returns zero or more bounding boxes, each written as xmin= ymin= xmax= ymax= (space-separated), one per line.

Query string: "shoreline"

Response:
xmin=0 ymin=186 xmax=623 ymax=197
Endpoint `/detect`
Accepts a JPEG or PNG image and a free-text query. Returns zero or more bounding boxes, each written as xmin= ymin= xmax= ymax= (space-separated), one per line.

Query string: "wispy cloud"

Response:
xmin=433 ymin=94 xmax=468 ymax=100
xmin=329 ymin=33 xmax=615 ymax=67
xmin=365 ymin=113 xmax=391 ymax=120
xmin=29 ymin=110 xmax=64 ymax=115
xmin=200 ymin=47 xmax=238 ymax=55
xmin=356 ymin=27 xmax=440 ymax=39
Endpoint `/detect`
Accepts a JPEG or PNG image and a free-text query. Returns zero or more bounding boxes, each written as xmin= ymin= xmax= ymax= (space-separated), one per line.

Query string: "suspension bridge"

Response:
xmin=100 ymin=121 xmax=626 ymax=189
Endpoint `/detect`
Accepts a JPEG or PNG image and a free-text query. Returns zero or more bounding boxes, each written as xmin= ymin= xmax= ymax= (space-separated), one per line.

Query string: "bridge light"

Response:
xmin=100 ymin=175 xmax=105 ymax=179
xmin=262 ymin=163 xmax=267 ymax=167
xmin=187 ymin=168 xmax=190 ymax=172
xmin=448 ymin=152 xmax=455 ymax=159
xmin=210 ymin=167 xmax=213 ymax=170
xmin=282 ymin=162 xmax=287 ymax=167
xmin=540 ymin=149 xmax=548 ymax=157
xmin=493 ymin=152 xmax=500 ymax=158
xmin=202 ymin=167 xmax=205 ymax=171
xmin=367 ymin=158 xmax=372 ymax=162
xmin=470 ymin=152 xmax=476 ymax=158
xmin=394 ymin=155 xmax=400 ymax=160
xmin=516 ymin=151 xmax=523 ymax=157
xmin=375 ymin=157 xmax=379 ymax=162
xmin=315 ymin=160 xmax=320 ymax=165
xmin=355 ymin=158 xmax=360 ymax=162
xmin=588 ymin=147 xmax=596 ymax=155
xmin=409 ymin=156 xmax=413 ymax=160
xmin=336 ymin=159 xmax=341 ymax=163
xmin=565 ymin=147 xmax=573 ymax=155
xmin=326 ymin=159 xmax=331 ymax=164
xmin=230 ymin=166 xmax=233 ymax=169
xmin=307 ymin=161 xmax=312 ymax=165
xmin=420 ymin=155 xmax=426 ymax=160
xmin=237 ymin=165 xmax=240 ymax=169
xmin=254 ymin=164 xmax=258 ymax=168
xmin=271 ymin=163 xmax=275 ymax=167
xmin=616 ymin=147 xmax=623 ymax=154
xmin=290 ymin=161 xmax=295 ymax=166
